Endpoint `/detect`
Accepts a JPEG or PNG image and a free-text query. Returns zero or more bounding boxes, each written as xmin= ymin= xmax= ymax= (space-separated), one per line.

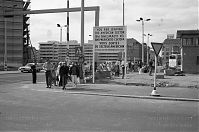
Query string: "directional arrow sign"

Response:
xmin=151 ymin=42 xmax=163 ymax=57
xmin=75 ymin=46 xmax=83 ymax=56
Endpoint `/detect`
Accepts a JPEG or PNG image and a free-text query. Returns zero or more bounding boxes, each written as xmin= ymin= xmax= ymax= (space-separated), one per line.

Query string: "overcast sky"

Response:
xmin=29 ymin=0 xmax=198 ymax=49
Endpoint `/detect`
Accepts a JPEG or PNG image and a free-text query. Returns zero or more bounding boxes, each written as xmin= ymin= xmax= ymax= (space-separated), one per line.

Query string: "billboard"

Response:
xmin=93 ymin=26 xmax=127 ymax=52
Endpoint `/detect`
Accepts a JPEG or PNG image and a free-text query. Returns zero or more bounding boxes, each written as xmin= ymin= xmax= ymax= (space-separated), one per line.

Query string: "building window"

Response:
xmin=197 ymin=56 xmax=199 ymax=65
xmin=172 ymin=46 xmax=180 ymax=54
xmin=182 ymin=38 xmax=186 ymax=46
xmin=182 ymin=38 xmax=194 ymax=46
xmin=196 ymin=38 xmax=199 ymax=46
xmin=187 ymin=38 xmax=193 ymax=46
xmin=166 ymin=47 xmax=169 ymax=51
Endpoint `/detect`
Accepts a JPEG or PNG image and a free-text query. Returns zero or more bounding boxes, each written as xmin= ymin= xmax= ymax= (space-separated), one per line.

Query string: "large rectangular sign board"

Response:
xmin=93 ymin=26 xmax=127 ymax=52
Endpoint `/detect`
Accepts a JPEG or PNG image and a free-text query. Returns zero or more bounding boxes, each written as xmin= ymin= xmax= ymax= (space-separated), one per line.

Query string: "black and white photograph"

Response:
xmin=0 ymin=0 xmax=198 ymax=131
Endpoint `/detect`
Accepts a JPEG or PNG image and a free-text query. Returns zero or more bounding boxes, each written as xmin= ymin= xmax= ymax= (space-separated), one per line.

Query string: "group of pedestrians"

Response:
xmin=43 ymin=59 xmax=80 ymax=90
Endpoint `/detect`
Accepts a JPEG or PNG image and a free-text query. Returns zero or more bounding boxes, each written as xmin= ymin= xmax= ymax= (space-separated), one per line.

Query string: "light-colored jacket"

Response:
xmin=56 ymin=65 xmax=61 ymax=76
xmin=43 ymin=62 xmax=53 ymax=71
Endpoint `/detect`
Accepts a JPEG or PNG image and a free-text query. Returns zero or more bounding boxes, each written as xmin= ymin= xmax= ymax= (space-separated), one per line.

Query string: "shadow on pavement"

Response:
xmin=67 ymin=87 xmax=112 ymax=93
xmin=88 ymin=79 xmax=150 ymax=86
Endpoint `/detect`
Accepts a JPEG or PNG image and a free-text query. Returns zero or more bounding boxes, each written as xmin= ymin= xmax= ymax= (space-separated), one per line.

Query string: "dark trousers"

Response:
xmin=32 ymin=71 xmax=37 ymax=84
xmin=45 ymin=71 xmax=52 ymax=87
xmin=149 ymin=66 xmax=153 ymax=75
xmin=61 ymin=75 xmax=68 ymax=88
xmin=122 ymin=67 xmax=125 ymax=79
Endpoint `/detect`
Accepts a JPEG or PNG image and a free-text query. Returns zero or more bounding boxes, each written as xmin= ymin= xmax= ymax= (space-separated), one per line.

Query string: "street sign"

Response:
xmin=93 ymin=26 xmax=127 ymax=52
xmin=151 ymin=42 xmax=163 ymax=57
xmin=150 ymin=42 xmax=163 ymax=96
xmin=92 ymin=26 xmax=127 ymax=84
xmin=75 ymin=46 xmax=83 ymax=56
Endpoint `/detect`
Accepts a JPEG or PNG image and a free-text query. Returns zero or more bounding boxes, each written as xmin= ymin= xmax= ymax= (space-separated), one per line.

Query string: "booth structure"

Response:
xmin=177 ymin=30 xmax=199 ymax=74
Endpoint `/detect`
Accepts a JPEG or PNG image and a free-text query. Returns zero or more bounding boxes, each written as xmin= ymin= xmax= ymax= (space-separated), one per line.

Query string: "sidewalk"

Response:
xmin=24 ymin=72 xmax=199 ymax=102
xmin=113 ymin=72 xmax=199 ymax=88
xmin=2 ymin=70 xmax=198 ymax=101
xmin=0 ymin=70 xmax=20 ymax=74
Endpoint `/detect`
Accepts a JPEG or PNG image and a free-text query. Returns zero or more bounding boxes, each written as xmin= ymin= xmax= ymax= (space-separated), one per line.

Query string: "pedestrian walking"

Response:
xmin=59 ymin=62 xmax=69 ymax=90
xmin=31 ymin=64 xmax=37 ymax=84
xmin=131 ymin=62 xmax=135 ymax=72
xmin=56 ymin=62 xmax=62 ymax=86
xmin=128 ymin=61 xmax=132 ymax=72
xmin=115 ymin=61 xmax=120 ymax=77
xmin=43 ymin=59 xmax=53 ymax=88
xmin=70 ymin=62 xmax=79 ymax=88
xmin=148 ymin=59 xmax=153 ymax=76
xmin=51 ymin=63 xmax=57 ymax=86
xmin=122 ymin=64 xmax=125 ymax=79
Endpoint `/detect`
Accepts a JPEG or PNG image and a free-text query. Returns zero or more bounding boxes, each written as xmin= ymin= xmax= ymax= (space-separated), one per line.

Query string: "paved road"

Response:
xmin=0 ymin=81 xmax=198 ymax=131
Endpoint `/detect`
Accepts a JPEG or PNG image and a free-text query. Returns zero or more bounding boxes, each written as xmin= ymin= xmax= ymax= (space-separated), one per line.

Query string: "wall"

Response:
xmin=183 ymin=47 xmax=199 ymax=73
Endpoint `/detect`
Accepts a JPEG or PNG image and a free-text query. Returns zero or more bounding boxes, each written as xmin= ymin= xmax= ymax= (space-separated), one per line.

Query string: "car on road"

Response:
xmin=18 ymin=63 xmax=44 ymax=73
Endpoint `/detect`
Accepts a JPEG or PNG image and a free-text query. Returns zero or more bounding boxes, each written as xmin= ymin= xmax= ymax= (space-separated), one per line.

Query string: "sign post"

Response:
xmin=150 ymin=42 xmax=163 ymax=96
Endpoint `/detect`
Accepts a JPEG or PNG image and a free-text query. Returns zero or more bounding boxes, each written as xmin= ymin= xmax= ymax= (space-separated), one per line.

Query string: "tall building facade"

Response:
xmin=177 ymin=30 xmax=199 ymax=73
xmin=84 ymin=40 xmax=93 ymax=64
xmin=39 ymin=41 xmax=78 ymax=63
xmin=91 ymin=38 xmax=143 ymax=64
xmin=162 ymin=38 xmax=181 ymax=65
xmin=127 ymin=38 xmax=142 ymax=62
xmin=0 ymin=0 xmax=30 ymax=68
xmin=39 ymin=38 xmax=143 ymax=65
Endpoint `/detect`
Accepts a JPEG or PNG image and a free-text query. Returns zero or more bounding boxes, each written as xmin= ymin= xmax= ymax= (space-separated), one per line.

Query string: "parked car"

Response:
xmin=18 ymin=63 xmax=44 ymax=73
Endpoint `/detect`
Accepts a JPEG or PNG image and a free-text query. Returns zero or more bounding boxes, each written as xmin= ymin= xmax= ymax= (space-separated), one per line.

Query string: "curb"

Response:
xmin=0 ymin=71 xmax=21 ymax=75
xmin=23 ymin=83 xmax=199 ymax=102
xmin=67 ymin=92 xmax=199 ymax=102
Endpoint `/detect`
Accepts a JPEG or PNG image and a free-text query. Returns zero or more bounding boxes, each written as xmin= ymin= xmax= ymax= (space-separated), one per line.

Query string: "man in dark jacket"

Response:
xmin=59 ymin=62 xmax=69 ymax=90
xmin=70 ymin=62 xmax=79 ymax=87
xmin=31 ymin=64 xmax=37 ymax=84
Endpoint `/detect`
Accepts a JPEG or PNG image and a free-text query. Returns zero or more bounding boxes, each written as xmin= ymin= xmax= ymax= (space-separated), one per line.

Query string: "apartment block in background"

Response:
xmin=162 ymin=35 xmax=181 ymax=65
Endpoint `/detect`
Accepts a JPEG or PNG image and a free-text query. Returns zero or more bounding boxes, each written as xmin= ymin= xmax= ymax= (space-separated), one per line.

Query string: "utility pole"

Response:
xmin=80 ymin=0 xmax=85 ymax=83
xmin=4 ymin=17 xmax=7 ymax=71
xmin=147 ymin=33 xmax=152 ymax=65
xmin=123 ymin=0 xmax=124 ymax=26
xmin=67 ymin=0 xmax=69 ymax=49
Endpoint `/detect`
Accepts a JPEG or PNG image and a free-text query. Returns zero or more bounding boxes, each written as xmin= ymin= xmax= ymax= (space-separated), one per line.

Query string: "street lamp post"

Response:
xmin=147 ymin=33 xmax=152 ymax=65
xmin=88 ymin=34 xmax=92 ymax=65
xmin=57 ymin=24 xmax=67 ymax=62
xmin=57 ymin=24 xmax=67 ymax=43
xmin=136 ymin=17 xmax=151 ymax=64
